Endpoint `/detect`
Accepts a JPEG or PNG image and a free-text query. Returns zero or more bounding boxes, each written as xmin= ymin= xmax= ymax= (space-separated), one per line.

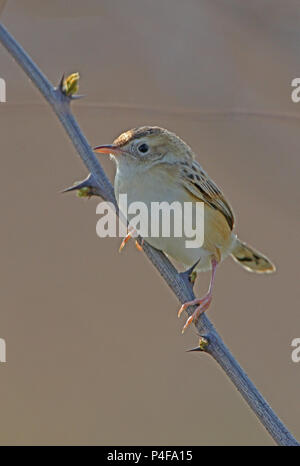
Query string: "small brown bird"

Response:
xmin=94 ymin=126 xmax=275 ymax=333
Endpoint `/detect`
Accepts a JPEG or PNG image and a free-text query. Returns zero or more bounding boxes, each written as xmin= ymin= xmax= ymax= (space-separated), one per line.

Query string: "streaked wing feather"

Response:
xmin=179 ymin=159 xmax=234 ymax=230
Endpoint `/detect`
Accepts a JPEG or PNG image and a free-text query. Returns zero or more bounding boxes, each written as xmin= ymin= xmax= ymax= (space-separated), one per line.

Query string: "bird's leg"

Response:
xmin=119 ymin=230 xmax=132 ymax=252
xmin=178 ymin=256 xmax=218 ymax=334
xmin=135 ymin=238 xmax=144 ymax=252
xmin=119 ymin=226 xmax=143 ymax=252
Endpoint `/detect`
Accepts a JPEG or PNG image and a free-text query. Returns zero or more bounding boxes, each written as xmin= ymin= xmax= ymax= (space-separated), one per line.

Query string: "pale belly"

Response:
xmin=115 ymin=164 xmax=235 ymax=272
xmin=145 ymin=235 xmax=213 ymax=270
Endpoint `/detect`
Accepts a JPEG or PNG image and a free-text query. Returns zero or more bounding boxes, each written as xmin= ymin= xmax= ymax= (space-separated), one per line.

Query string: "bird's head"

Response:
xmin=94 ymin=126 xmax=195 ymax=170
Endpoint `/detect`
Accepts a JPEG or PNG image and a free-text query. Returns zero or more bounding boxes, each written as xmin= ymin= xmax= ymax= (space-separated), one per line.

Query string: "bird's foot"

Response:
xmin=135 ymin=239 xmax=144 ymax=252
xmin=119 ymin=231 xmax=132 ymax=252
xmin=119 ymin=226 xmax=143 ymax=252
xmin=178 ymin=292 xmax=212 ymax=334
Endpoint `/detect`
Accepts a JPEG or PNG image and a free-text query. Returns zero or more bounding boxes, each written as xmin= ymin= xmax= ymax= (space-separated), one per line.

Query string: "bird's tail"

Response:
xmin=231 ymin=238 xmax=276 ymax=273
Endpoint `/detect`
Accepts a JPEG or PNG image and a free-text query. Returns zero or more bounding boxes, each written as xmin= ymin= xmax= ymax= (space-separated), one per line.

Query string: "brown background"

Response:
xmin=0 ymin=0 xmax=299 ymax=446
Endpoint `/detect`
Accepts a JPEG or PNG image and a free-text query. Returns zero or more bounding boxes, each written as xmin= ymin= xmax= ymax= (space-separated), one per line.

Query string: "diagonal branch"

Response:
xmin=0 ymin=22 xmax=298 ymax=446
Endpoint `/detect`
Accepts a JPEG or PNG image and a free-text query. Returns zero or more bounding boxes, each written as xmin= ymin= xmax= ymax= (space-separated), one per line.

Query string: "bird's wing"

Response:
xmin=178 ymin=159 xmax=234 ymax=230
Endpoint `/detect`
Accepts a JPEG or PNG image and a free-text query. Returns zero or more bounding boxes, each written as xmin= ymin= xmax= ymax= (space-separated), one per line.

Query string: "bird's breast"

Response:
xmin=114 ymin=165 xmax=234 ymax=271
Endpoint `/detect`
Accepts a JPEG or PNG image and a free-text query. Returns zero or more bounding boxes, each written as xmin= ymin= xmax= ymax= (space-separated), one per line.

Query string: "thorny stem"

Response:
xmin=0 ymin=22 xmax=298 ymax=446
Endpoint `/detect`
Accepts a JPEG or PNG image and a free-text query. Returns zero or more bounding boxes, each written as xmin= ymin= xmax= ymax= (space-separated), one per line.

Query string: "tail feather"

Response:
xmin=231 ymin=239 xmax=276 ymax=273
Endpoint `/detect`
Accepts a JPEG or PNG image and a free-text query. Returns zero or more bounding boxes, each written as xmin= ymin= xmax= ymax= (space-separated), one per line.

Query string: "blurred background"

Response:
xmin=0 ymin=0 xmax=299 ymax=446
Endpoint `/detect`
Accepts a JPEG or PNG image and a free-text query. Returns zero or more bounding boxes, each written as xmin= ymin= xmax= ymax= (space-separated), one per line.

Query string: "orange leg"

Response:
xmin=178 ymin=257 xmax=218 ymax=334
xmin=119 ymin=230 xmax=133 ymax=252
xmin=119 ymin=226 xmax=143 ymax=252
xmin=135 ymin=239 xmax=144 ymax=252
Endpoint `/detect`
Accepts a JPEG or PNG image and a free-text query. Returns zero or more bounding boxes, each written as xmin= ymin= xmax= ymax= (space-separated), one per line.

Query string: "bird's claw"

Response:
xmin=178 ymin=293 xmax=212 ymax=334
xmin=119 ymin=227 xmax=143 ymax=252
xmin=119 ymin=232 xmax=132 ymax=252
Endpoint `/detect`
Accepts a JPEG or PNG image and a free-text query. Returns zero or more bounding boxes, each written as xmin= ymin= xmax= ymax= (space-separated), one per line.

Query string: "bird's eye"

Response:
xmin=137 ymin=143 xmax=149 ymax=154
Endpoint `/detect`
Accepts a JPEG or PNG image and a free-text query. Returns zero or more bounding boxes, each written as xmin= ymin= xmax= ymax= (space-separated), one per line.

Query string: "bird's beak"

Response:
xmin=93 ymin=144 xmax=124 ymax=156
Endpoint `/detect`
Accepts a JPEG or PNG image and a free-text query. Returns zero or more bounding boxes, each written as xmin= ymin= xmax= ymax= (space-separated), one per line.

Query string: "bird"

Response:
xmin=94 ymin=126 xmax=275 ymax=333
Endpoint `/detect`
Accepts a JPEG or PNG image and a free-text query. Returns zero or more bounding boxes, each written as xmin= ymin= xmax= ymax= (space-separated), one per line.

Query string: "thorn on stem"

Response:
xmin=59 ymin=73 xmax=65 ymax=91
xmin=61 ymin=175 xmax=97 ymax=198
xmin=70 ymin=94 xmax=86 ymax=100
xmin=186 ymin=336 xmax=209 ymax=352
xmin=179 ymin=258 xmax=200 ymax=288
